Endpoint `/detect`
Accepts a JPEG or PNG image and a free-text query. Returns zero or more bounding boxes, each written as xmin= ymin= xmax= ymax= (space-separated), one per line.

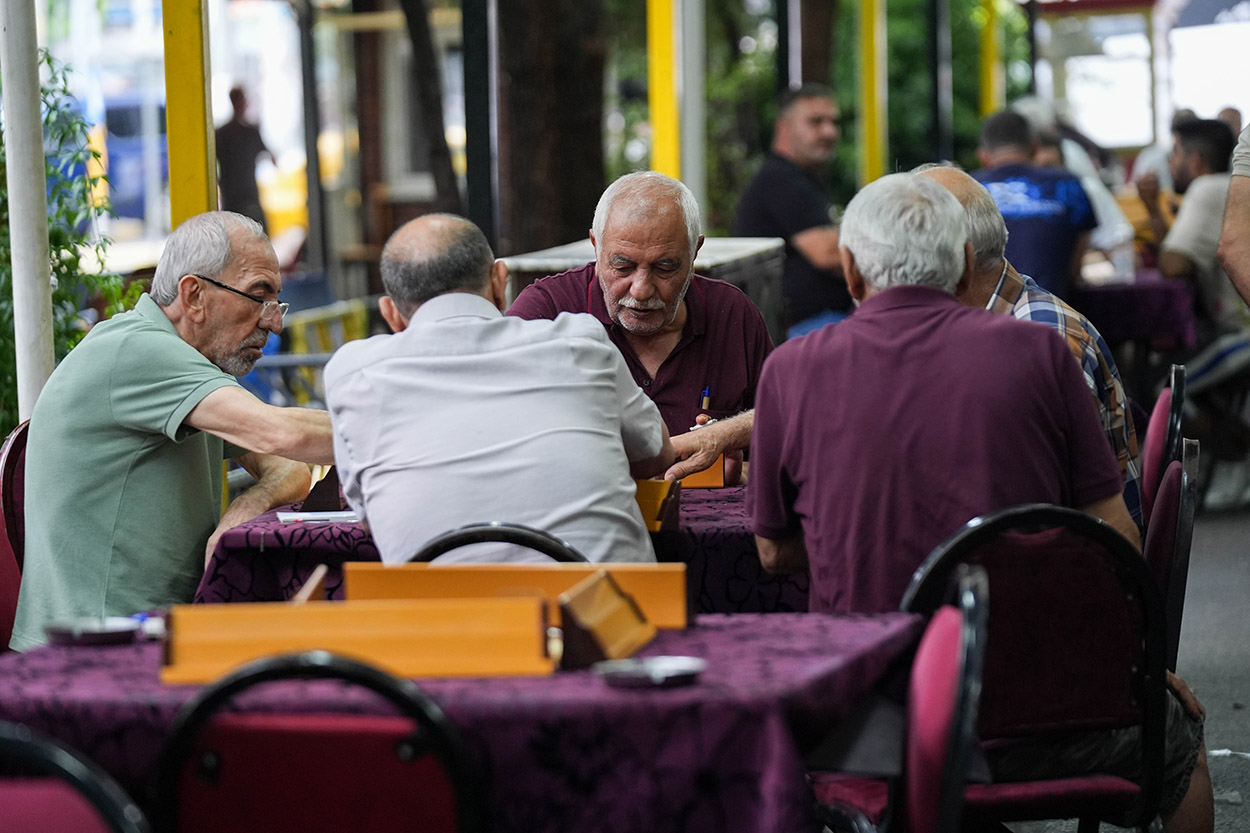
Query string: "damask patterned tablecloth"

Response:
xmin=0 ymin=612 xmax=921 ymax=833
xmin=197 ymin=486 xmax=811 ymax=613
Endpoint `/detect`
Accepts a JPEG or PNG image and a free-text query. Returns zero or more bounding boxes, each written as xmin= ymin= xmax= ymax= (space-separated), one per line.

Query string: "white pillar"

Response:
xmin=678 ymin=0 xmax=707 ymax=221
xmin=1 ymin=0 xmax=55 ymax=420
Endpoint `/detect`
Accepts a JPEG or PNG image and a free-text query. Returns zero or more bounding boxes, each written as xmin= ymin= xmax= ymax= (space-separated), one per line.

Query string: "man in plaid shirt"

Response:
xmin=919 ymin=165 xmax=1144 ymax=531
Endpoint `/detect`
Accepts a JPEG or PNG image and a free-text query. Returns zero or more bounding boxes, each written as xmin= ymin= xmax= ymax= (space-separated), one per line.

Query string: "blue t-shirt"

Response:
xmin=974 ymin=163 xmax=1097 ymax=299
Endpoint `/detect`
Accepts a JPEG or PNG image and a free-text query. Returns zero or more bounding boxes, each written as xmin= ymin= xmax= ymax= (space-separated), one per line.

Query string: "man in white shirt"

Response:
xmin=324 ymin=214 xmax=674 ymax=564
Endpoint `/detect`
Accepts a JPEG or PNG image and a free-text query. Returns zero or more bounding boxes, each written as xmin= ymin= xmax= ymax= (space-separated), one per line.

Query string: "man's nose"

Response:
xmin=629 ymin=272 xmax=657 ymax=299
xmin=265 ymin=315 xmax=284 ymax=336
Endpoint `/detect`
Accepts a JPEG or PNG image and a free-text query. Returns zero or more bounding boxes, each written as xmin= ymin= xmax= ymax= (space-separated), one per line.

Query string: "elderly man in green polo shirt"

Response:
xmin=9 ymin=211 xmax=334 ymax=650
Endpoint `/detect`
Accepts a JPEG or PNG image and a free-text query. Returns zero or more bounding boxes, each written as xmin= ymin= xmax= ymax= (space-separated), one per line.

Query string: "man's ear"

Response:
xmin=178 ymin=274 xmax=209 ymax=323
xmin=955 ymin=240 xmax=975 ymax=297
xmin=489 ymin=260 xmax=509 ymax=311
xmin=841 ymin=246 xmax=868 ymax=302
xmin=694 ymin=234 xmax=705 ymax=257
xmin=379 ymin=296 xmax=408 ymax=333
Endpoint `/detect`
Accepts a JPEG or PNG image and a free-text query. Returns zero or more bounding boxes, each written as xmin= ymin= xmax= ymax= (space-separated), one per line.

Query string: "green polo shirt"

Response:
xmin=10 ymin=294 xmax=240 ymax=650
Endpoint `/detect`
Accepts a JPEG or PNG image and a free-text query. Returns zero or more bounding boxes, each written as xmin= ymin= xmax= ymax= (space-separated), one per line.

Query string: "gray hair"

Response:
xmin=911 ymin=162 xmax=1009 ymax=272
xmin=591 ymin=171 xmax=702 ymax=260
xmin=839 ymin=173 xmax=968 ymax=293
xmin=150 ymin=211 xmax=267 ymax=305
xmin=380 ymin=214 xmax=495 ymax=316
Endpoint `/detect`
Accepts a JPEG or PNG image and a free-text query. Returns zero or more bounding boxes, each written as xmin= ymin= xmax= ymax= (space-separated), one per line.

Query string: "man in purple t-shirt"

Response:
xmin=748 ymin=172 xmax=1137 ymax=615
xmin=509 ymin=172 xmax=773 ymax=482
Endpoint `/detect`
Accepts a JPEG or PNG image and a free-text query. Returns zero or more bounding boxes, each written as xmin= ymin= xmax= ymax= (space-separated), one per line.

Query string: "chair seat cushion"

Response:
xmin=964 ymin=775 xmax=1141 ymax=821
xmin=811 ymin=773 xmax=889 ymax=826
xmin=0 ymin=779 xmax=114 ymax=833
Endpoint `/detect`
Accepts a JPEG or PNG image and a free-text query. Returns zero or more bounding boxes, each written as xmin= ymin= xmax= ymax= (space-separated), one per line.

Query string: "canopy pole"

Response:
xmin=162 ymin=0 xmax=217 ymax=224
xmin=0 ymin=0 xmax=55 ymax=418
xmin=858 ymin=0 xmax=888 ymax=184
xmin=647 ymin=0 xmax=680 ymax=178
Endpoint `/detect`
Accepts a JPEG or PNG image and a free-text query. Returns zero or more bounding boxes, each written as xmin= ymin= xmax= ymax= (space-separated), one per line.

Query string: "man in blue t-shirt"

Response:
xmin=974 ymin=109 xmax=1096 ymax=299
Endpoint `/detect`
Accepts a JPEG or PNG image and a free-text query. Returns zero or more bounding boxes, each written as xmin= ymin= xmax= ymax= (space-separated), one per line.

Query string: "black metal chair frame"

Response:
xmin=409 ymin=521 xmax=591 ymax=563
xmin=900 ymin=504 xmax=1167 ymax=832
xmin=148 ymin=651 xmax=486 ymax=833
xmin=0 ymin=720 xmax=150 ymax=833
xmin=1163 ymin=364 xmax=1185 ymax=470
xmin=1163 ymin=439 xmax=1199 ymax=672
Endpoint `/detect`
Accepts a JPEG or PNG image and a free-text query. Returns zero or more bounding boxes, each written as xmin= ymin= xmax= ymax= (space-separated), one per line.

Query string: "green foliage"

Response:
xmin=0 ymin=51 xmax=142 ymax=434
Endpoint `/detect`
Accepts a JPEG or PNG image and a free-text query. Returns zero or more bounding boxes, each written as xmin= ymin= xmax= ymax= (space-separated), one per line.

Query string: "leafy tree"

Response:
xmin=0 ymin=52 xmax=141 ymax=434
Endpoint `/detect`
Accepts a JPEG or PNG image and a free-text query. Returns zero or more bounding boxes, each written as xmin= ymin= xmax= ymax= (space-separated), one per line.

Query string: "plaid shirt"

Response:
xmin=987 ymin=263 xmax=1144 ymax=530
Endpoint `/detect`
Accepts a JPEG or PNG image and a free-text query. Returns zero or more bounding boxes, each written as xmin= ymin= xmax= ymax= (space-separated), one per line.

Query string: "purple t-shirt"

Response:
xmin=507 ymin=263 xmax=774 ymax=434
xmin=748 ymin=285 xmax=1124 ymax=615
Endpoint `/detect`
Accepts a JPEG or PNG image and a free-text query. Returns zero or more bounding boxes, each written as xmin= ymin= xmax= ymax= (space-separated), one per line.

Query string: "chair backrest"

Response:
xmin=0 ymin=720 xmax=150 ymax=833
xmin=904 ymin=565 xmax=987 ymax=833
xmin=150 ymin=651 xmax=485 ymax=833
xmin=1144 ymin=440 xmax=1199 ymax=672
xmin=1165 ymin=364 xmax=1186 ymax=467
xmin=901 ymin=504 xmax=1166 ymax=822
xmin=0 ymin=420 xmax=29 ymax=571
xmin=1141 ymin=388 xmax=1171 ymax=526
xmin=409 ymin=522 xmax=591 ymax=563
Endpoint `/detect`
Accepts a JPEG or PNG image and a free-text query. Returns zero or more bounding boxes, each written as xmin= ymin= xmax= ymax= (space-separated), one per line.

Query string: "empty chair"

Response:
xmin=900 ymin=504 xmax=1168 ymax=832
xmin=149 ymin=651 xmax=485 ymax=833
xmin=1141 ymin=365 xmax=1185 ymax=527
xmin=409 ymin=521 xmax=591 ymax=563
xmin=1143 ymin=438 xmax=1200 ymax=672
xmin=0 ymin=720 xmax=149 ymax=833
xmin=814 ymin=565 xmax=988 ymax=833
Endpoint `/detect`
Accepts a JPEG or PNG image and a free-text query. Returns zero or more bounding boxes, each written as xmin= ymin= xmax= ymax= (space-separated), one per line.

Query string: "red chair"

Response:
xmin=814 ymin=566 xmax=988 ymax=833
xmin=1143 ymin=438 xmax=1199 ymax=672
xmin=0 ymin=420 xmax=28 ymax=651
xmin=900 ymin=504 xmax=1166 ymax=832
xmin=1141 ymin=365 xmax=1185 ymax=527
xmin=0 ymin=719 xmax=150 ymax=833
xmin=149 ymin=651 xmax=486 ymax=833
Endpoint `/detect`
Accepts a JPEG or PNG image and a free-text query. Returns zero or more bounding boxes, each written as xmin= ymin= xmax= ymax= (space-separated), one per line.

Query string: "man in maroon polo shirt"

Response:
xmin=748 ymin=173 xmax=1213 ymax=833
xmin=508 ymin=171 xmax=773 ymax=481
xmin=747 ymin=172 xmax=1137 ymax=613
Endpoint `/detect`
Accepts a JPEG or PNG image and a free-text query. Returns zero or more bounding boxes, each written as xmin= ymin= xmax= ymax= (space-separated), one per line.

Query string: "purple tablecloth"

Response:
xmin=1070 ymin=269 xmax=1197 ymax=352
xmin=0 ymin=612 xmax=921 ymax=833
xmin=197 ymin=486 xmax=810 ymax=613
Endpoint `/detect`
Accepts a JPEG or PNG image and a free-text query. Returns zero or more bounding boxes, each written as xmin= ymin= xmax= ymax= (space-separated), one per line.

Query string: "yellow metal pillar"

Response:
xmin=647 ymin=0 xmax=681 ymax=178
xmin=858 ymin=0 xmax=888 ymax=184
xmin=979 ymin=0 xmax=1004 ymax=117
xmin=163 ymin=1 xmax=217 ymax=225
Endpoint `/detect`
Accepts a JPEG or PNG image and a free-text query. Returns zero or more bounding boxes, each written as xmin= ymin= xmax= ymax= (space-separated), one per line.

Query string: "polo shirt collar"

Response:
xmin=135 ymin=292 xmax=190 ymax=341
xmin=409 ymin=292 xmax=502 ymax=324
xmin=856 ymin=284 xmax=961 ymax=314
xmin=585 ymin=261 xmax=708 ymax=342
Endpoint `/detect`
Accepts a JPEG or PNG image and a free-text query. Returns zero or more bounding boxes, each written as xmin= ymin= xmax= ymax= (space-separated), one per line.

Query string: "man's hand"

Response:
xmin=1137 ymin=172 xmax=1161 ymax=213
xmin=665 ymin=411 xmax=753 ymax=482
xmin=1167 ymin=670 xmax=1205 ymax=721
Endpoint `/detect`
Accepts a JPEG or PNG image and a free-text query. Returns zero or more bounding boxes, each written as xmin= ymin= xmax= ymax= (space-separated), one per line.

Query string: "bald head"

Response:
xmin=380 ymin=214 xmax=496 ymax=317
xmin=916 ymin=165 xmax=1007 ymax=274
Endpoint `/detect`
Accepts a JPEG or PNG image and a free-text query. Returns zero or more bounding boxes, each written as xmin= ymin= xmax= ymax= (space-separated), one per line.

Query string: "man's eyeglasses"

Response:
xmin=194 ymin=274 xmax=289 ymax=322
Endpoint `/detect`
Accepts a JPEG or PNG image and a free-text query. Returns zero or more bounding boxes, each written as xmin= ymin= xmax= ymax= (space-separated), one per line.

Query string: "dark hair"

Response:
xmin=778 ymin=82 xmax=835 ymax=117
xmin=1174 ymin=119 xmax=1235 ymax=173
xmin=979 ymin=110 xmax=1034 ymax=152
xmin=380 ymin=215 xmax=494 ymax=315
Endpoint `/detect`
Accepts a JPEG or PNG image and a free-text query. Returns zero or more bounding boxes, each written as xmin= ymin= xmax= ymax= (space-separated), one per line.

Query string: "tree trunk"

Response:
xmin=801 ymin=0 xmax=837 ymax=85
xmin=397 ymin=0 xmax=464 ymax=215
xmin=495 ymin=0 xmax=607 ymax=255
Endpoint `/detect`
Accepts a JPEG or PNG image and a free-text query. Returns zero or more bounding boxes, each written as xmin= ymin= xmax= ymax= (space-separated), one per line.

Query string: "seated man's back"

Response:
xmin=325 ymin=214 xmax=671 ymax=564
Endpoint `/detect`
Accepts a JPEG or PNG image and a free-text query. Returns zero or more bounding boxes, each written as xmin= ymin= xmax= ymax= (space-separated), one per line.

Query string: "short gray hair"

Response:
xmin=591 ymin=171 xmax=702 ymax=260
xmin=839 ymin=173 xmax=968 ymax=293
xmin=380 ymin=214 xmax=495 ymax=316
xmin=150 ymin=211 xmax=266 ymax=305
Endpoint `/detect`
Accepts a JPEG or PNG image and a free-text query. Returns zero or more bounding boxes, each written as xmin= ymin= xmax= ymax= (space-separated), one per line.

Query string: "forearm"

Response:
xmin=630 ymin=422 xmax=676 ymax=480
xmin=1081 ymin=493 xmax=1140 ymax=551
xmin=188 ymin=387 xmax=335 ymax=464
xmin=206 ymin=454 xmax=312 ymax=565
xmin=1219 ymin=176 xmax=1250 ymax=305
xmin=665 ymin=410 xmax=754 ymax=481
xmin=755 ymin=532 xmax=809 ymax=573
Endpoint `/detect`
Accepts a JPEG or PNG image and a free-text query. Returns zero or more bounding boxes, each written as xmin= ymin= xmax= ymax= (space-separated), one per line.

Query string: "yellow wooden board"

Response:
xmin=634 ymin=478 xmax=681 ymax=531
xmin=344 ymin=562 xmax=688 ymax=629
xmin=162 ymin=597 xmax=553 ymax=685
xmin=679 ymin=453 xmax=725 ymax=488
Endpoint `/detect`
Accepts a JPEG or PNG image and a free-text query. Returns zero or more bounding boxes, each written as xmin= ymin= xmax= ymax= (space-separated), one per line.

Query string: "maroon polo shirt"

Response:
xmin=507 ymin=263 xmax=774 ymax=434
xmin=748 ymin=285 xmax=1124 ymax=615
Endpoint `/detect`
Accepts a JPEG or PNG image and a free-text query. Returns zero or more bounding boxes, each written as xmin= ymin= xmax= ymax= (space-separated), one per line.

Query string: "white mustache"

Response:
xmin=619 ymin=299 xmax=665 ymax=311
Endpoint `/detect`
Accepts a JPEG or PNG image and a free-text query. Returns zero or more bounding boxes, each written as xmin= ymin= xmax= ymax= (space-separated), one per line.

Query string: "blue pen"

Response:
xmin=700 ymin=386 xmax=711 ymax=410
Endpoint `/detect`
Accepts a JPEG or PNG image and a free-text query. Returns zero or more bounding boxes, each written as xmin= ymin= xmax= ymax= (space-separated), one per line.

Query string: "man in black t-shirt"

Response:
xmin=215 ymin=86 xmax=273 ymax=232
xmin=731 ymin=84 xmax=850 ymax=338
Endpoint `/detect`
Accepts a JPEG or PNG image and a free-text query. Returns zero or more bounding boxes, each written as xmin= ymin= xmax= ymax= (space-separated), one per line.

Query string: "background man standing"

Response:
xmin=215 ymin=85 xmax=273 ymax=231
xmin=731 ymin=84 xmax=849 ymax=337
